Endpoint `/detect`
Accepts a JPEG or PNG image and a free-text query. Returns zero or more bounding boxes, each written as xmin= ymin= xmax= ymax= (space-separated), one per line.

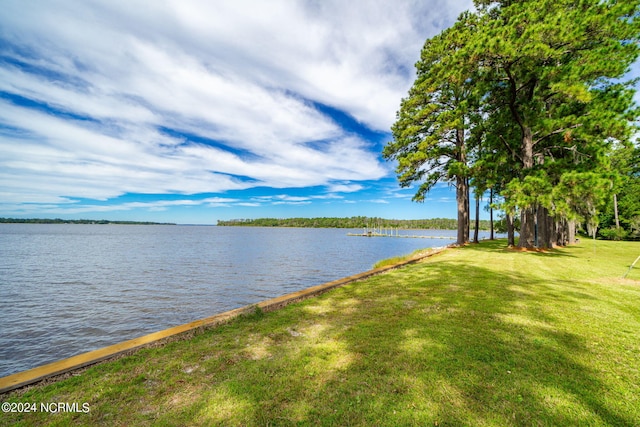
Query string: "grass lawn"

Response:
xmin=1 ymin=239 xmax=639 ymax=426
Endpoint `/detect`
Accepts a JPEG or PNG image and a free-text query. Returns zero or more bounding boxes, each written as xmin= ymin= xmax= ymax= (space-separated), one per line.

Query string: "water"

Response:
xmin=0 ymin=224 xmax=493 ymax=377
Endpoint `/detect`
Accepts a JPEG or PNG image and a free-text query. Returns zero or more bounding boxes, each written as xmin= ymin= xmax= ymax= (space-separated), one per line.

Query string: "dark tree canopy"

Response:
xmin=385 ymin=0 xmax=640 ymax=248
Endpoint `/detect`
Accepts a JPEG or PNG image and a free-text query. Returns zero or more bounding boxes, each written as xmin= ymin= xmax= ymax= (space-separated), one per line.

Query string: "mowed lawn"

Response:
xmin=2 ymin=239 xmax=639 ymax=426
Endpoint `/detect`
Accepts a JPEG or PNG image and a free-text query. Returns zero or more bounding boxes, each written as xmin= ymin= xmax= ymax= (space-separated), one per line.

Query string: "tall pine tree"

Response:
xmin=471 ymin=0 xmax=639 ymax=248
xmin=384 ymin=12 xmax=481 ymax=245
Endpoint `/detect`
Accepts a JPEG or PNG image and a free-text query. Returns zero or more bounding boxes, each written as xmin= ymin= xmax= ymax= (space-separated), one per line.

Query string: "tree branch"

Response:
xmin=542 ymin=144 xmax=592 ymax=160
xmin=533 ymin=124 xmax=582 ymax=146
xmin=499 ymin=134 xmax=523 ymax=163
xmin=504 ymin=64 xmax=526 ymax=134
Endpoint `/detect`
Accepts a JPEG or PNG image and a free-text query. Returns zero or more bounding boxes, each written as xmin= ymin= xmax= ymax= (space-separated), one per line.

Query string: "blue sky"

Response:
xmin=0 ymin=1 xmax=637 ymax=225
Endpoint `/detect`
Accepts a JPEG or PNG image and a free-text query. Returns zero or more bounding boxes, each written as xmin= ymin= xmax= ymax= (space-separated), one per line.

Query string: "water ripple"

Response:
xmin=0 ymin=224 xmax=493 ymax=377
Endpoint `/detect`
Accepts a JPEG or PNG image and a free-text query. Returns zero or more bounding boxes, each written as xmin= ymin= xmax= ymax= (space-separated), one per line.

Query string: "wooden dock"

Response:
xmin=347 ymin=232 xmax=456 ymax=239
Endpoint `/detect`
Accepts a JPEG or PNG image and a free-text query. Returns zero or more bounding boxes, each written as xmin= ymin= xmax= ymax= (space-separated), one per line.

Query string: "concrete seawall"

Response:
xmin=0 ymin=247 xmax=446 ymax=394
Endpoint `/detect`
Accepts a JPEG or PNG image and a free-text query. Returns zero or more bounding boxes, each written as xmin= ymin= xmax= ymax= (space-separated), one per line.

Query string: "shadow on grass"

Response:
xmin=4 ymin=249 xmax=637 ymax=426
xmin=462 ymin=239 xmax=577 ymax=258
xmin=175 ymin=259 xmax=632 ymax=425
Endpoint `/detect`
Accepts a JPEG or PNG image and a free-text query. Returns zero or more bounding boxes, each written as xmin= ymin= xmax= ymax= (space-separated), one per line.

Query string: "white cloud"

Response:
xmin=0 ymin=196 xmax=244 ymax=216
xmin=272 ymin=201 xmax=312 ymax=205
xmin=0 ymin=0 xmax=473 ymax=212
xmin=311 ymin=193 xmax=344 ymax=200
xmin=327 ymin=183 xmax=364 ymax=193
xmin=274 ymin=195 xmax=311 ymax=202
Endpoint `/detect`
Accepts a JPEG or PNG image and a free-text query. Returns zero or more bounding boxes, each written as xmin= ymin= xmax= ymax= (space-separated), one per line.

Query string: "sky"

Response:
xmin=0 ymin=1 xmax=637 ymax=225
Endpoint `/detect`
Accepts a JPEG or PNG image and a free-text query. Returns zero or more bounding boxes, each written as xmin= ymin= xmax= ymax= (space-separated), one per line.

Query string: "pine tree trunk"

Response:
xmin=568 ymin=219 xmax=576 ymax=244
xmin=518 ymin=126 xmax=536 ymax=249
xmin=519 ymin=208 xmax=536 ymax=248
xmin=555 ymin=218 xmax=567 ymax=246
xmin=465 ymin=178 xmax=470 ymax=243
xmin=507 ymin=214 xmax=515 ymax=247
xmin=536 ymin=205 xmax=554 ymax=249
xmin=548 ymin=211 xmax=558 ymax=247
xmin=536 ymin=206 xmax=547 ymax=249
xmin=456 ymin=175 xmax=469 ymax=245
xmin=489 ymin=189 xmax=494 ymax=240
xmin=454 ymin=127 xmax=469 ymax=246
xmin=614 ymin=193 xmax=620 ymax=229
xmin=473 ymin=194 xmax=480 ymax=243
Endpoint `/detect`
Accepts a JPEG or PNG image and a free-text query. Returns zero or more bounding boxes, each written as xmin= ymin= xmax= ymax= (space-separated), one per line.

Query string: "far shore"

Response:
xmin=0 ymin=218 xmax=176 ymax=225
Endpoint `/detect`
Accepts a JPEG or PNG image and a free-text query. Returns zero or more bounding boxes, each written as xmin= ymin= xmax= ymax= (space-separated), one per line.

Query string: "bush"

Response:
xmin=599 ymin=227 xmax=629 ymax=241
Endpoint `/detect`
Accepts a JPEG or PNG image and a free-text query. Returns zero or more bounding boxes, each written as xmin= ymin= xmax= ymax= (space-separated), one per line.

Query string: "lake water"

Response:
xmin=0 ymin=224 xmax=494 ymax=377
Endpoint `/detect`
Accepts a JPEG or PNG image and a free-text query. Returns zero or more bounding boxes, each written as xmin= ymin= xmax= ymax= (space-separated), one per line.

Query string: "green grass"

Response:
xmin=372 ymin=247 xmax=441 ymax=269
xmin=2 ymin=240 xmax=639 ymax=426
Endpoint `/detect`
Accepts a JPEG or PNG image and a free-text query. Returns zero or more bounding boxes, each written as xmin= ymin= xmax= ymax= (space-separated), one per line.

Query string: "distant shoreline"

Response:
xmin=217 ymin=216 xmax=493 ymax=231
xmin=0 ymin=218 xmax=176 ymax=225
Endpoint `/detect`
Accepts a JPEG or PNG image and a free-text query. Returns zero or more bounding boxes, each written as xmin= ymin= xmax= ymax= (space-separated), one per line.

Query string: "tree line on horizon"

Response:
xmin=217 ymin=216 xmax=494 ymax=231
xmin=0 ymin=218 xmax=176 ymax=225
xmin=383 ymin=0 xmax=640 ymax=248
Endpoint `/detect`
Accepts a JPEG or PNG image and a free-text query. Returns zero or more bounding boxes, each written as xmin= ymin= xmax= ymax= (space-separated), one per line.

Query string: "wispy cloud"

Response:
xmin=0 ymin=0 xmax=473 ymax=219
xmin=327 ymin=183 xmax=364 ymax=193
xmin=0 ymin=197 xmax=245 ymax=216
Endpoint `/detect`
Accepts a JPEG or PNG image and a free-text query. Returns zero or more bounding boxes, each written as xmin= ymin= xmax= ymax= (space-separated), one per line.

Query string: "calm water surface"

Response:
xmin=0 ymin=224 xmax=489 ymax=377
